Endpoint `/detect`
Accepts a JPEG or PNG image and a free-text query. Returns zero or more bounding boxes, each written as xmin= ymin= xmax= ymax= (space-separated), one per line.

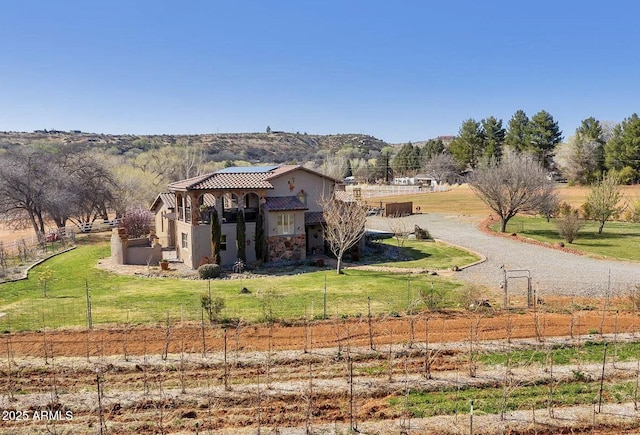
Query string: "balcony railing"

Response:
xmin=198 ymin=208 xmax=258 ymax=225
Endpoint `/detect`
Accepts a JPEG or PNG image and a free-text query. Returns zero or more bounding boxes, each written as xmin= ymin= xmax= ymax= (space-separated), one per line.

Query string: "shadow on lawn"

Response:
xmin=257 ymin=242 xmax=434 ymax=277
xmin=521 ymin=227 xmax=638 ymax=245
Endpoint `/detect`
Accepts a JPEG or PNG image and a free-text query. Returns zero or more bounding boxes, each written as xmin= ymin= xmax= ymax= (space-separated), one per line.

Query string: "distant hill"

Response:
xmin=0 ymin=130 xmax=389 ymax=164
xmin=390 ymin=136 xmax=456 ymax=149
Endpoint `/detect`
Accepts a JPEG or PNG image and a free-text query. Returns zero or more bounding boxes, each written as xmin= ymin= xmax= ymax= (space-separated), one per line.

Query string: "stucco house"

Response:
xmin=150 ymin=192 xmax=177 ymax=249
xmin=152 ymin=165 xmax=337 ymax=269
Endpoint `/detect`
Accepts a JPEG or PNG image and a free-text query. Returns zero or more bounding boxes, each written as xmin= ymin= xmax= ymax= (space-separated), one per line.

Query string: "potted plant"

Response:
xmin=159 ymin=258 xmax=170 ymax=270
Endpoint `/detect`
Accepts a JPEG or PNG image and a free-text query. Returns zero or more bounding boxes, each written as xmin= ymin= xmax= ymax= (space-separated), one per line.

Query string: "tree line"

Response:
xmin=2 ymin=110 xmax=639 ymax=238
xmin=0 ymin=141 xmax=218 ymax=237
xmin=385 ymin=111 xmax=640 ymax=187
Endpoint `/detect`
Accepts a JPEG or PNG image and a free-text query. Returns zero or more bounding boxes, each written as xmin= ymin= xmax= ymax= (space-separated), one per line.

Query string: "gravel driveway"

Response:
xmin=368 ymin=213 xmax=640 ymax=298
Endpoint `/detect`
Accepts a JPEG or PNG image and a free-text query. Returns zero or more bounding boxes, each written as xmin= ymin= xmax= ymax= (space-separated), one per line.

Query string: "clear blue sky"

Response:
xmin=1 ymin=1 xmax=639 ymax=143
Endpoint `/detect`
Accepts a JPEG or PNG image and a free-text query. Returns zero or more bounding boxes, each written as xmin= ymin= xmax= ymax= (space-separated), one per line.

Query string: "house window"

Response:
xmin=220 ymin=235 xmax=227 ymax=251
xmin=223 ymin=193 xmax=238 ymax=209
xmin=277 ymin=214 xmax=295 ymax=235
xmin=296 ymin=190 xmax=307 ymax=206
xmin=181 ymin=232 xmax=188 ymax=249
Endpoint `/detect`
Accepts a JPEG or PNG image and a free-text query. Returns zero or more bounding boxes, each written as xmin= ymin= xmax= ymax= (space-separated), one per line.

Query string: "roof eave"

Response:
xmin=266 ymin=165 xmax=339 ymax=183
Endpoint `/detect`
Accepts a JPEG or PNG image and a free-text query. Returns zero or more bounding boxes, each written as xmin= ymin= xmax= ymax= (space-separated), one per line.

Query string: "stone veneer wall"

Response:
xmin=267 ymin=234 xmax=306 ymax=263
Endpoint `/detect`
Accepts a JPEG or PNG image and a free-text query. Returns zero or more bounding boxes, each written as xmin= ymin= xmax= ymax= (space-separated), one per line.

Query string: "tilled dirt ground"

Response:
xmin=2 ymin=306 xmax=640 ymax=434
xmin=2 ymin=303 xmax=637 ymax=357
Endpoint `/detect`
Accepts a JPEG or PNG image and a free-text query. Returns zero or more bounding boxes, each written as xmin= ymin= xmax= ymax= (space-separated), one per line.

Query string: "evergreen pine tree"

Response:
xmin=236 ymin=209 xmax=246 ymax=262
xmin=505 ymin=110 xmax=531 ymax=152
xmin=211 ymin=208 xmax=221 ymax=264
xmin=254 ymin=205 xmax=267 ymax=263
xmin=481 ymin=116 xmax=505 ymax=161
xmin=529 ymin=110 xmax=562 ymax=168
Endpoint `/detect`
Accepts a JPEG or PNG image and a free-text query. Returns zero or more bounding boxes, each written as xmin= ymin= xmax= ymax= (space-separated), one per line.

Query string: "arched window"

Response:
xmin=223 ymin=193 xmax=238 ymax=209
xmin=223 ymin=193 xmax=239 ymax=223
xmin=244 ymin=192 xmax=260 ymax=209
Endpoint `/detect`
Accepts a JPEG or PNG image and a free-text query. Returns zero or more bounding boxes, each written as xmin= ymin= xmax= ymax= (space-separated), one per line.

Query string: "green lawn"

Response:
xmin=0 ymin=238 xmax=475 ymax=331
xmin=493 ymin=216 xmax=640 ymax=262
xmin=375 ymin=239 xmax=479 ymax=269
xmin=480 ymin=340 xmax=640 ymax=367
xmin=393 ymin=380 xmax=636 ymax=418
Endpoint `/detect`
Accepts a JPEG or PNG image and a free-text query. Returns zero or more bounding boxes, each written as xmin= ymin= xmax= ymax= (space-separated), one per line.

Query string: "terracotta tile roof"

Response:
xmin=168 ymin=172 xmax=274 ymax=191
xmin=192 ymin=173 xmax=274 ymax=190
xmin=167 ymin=173 xmax=213 ymax=190
xmin=263 ymin=196 xmax=308 ymax=211
xmin=168 ymin=164 xmax=337 ymax=192
xmin=305 ymin=211 xmax=325 ymax=225
xmin=150 ymin=192 xmax=176 ymax=211
xmin=159 ymin=192 xmax=176 ymax=208
xmin=202 ymin=195 xmax=216 ymax=207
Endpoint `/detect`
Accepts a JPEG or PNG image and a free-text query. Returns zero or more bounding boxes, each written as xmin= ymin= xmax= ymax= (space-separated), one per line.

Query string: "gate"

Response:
xmin=503 ymin=268 xmax=534 ymax=309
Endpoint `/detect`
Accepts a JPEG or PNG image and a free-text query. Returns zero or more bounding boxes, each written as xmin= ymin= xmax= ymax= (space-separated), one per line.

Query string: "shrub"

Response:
xmin=198 ymin=263 xmax=221 ymax=279
xmin=414 ymin=225 xmax=431 ymax=240
xmin=200 ymin=294 xmax=225 ymax=323
xmin=557 ymin=202 xmax=574 ymax=217
xmin=615 ymin=166 xmax=639 ymax=185
xmin=457 ymin=284 xmax=486 ymax=310
xmin=232 ymin=258 xmax=245 ymax=273
xmin=624 ymin=199 xmax=640 ymax=222
xmin=556 ymin=209 xmax=583 ymax=243
xmin=419 ymin=286 xmax=445 ymax=310
xmin=627 ymin=285 xmax=640 ymax=311
xmin=119 ymin=205 xmax=154 ymax=238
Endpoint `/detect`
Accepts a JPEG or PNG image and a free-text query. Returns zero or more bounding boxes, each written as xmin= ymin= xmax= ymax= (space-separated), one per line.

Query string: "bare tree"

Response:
xmin=45 ymin=151 xmax=115 ymax=227
xmin=320 ymin=195 xmax=368 ymax=274
xmin=422 ymin=152 xmax=458 ymax=185
xmin=0 ymin=145 xmax=52 ymax=235
xmin=538 ymin=189 xmax=560 ymax=222
xmin=583 ymin=173 xmax=625 ymax=234
xmin=319 ymin=153 xmax=348 ymax=179
xmin=385 ymin=214 xmax=411 ymax=247
xmin=176 ymin=139 xmax=207 ymax=179
xmin=349 ymin=158 xmax=369 ymax=181
xmin=107 ymin=159 xmax=159 ymax=216
xmin=468 ymin=153 xmax=556 ymax=232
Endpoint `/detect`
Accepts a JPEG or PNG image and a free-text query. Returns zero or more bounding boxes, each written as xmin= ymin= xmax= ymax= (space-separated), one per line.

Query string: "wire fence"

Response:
xmin=0 ymin=283 xmax=450 ymax=332
xmin=1 ymin=302 xmax=638 ymax=433
xmin=0 ymin=221 xmax=119 ymax=282
xmin=0 ymin=274 xmax=634 ymax=335
xmin=346 ymin=183 xmax=451 ymax=199
xmin=0 ymin=220 xmax=118 ymax=256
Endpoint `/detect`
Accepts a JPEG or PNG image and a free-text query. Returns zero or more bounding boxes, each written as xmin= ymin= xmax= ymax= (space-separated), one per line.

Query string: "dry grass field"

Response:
xmin=375 ymin=183 xmax=640 ymax=216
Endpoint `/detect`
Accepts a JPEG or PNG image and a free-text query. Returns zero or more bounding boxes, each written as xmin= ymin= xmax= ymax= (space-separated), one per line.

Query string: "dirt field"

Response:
xmin=0 ymin=223 xmax=41 ymax=245
xmin=2 ymin=306 xmax=640 ymax=434
xmin=2 ymin=305 xmax=637 ymax=357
